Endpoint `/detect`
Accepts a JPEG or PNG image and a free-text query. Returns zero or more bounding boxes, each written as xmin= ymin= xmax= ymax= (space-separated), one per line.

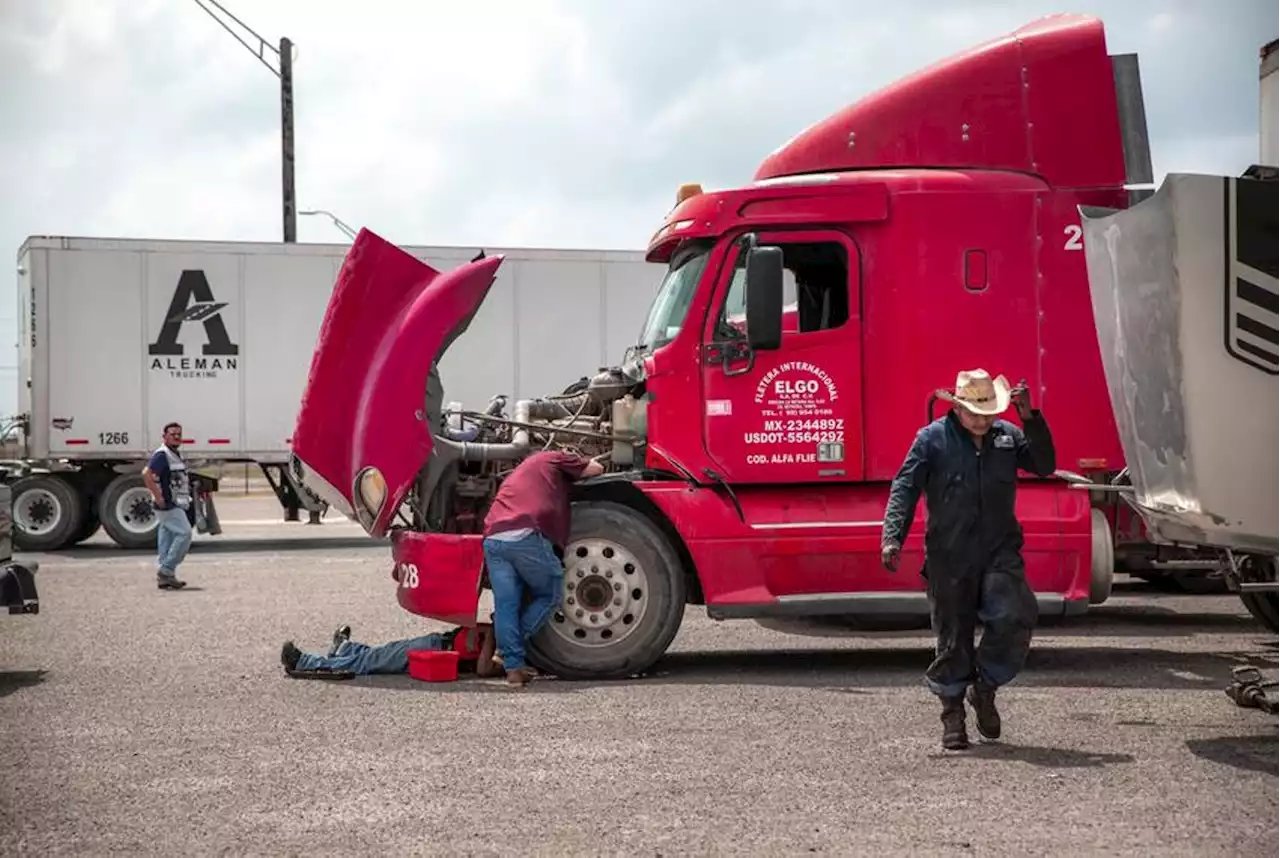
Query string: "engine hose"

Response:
xmin=544 ymin=394 xmax=592 ymax=449
xmin=545 ymin=391 xmax=601 ymax=416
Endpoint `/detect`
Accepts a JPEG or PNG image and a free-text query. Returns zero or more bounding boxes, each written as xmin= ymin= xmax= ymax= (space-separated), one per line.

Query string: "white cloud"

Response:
xmin=0 ymin=0 xmax=1275 ymax=419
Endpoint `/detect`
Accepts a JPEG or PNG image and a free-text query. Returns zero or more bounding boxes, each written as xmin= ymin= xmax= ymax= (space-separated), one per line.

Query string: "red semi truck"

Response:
xmin=288 ymin=14 xmax=1276 ymax=680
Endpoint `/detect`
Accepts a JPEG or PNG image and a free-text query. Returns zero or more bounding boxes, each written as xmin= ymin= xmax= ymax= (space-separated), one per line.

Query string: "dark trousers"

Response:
xmin=922 ymin=547 xmax=1039 ymax=698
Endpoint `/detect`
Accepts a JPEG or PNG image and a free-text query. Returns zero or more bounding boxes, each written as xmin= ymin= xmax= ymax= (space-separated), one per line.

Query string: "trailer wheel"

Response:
xmin=1237 ymin=555 xmax=1278 ymax=633
xmin=69 ymin=507 xmax=102 ymax=545
xmin=1240 ymin=592 xmax=1279 ymax=633
xmin=1169 ymin=570 xmax=1230 ymax=595
xmin=11 ymin=475 xmax=85 ymax=551
xmin=98 ymin=474 xmax=159 ymax=550
xmin=525 ymin=501 xmax=687 ymax=680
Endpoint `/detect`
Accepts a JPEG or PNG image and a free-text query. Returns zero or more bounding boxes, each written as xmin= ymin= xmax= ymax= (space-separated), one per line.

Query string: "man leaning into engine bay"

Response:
xmin=482 ymin=450 xmax=606 ymax=686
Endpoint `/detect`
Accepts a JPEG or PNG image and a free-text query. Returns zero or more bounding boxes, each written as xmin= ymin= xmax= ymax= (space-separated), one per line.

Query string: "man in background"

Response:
xmin=142 ymin=421 xmax=194 ymax=590
xmin=483 ymin=450 xmax=606 ymax=686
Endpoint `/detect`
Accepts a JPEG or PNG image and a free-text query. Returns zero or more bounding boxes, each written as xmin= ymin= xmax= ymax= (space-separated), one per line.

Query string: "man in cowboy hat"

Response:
xmin=880 ymin=368 xmax=1056 ymax=750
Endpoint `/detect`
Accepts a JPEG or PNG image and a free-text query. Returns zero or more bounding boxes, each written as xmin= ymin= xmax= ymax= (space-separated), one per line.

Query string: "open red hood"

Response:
xmin=289 ymin=229 xmax=503 ymax=536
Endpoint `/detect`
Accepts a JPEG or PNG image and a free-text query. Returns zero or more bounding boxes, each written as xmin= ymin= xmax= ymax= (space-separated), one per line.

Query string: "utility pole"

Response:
xmin=279 ymin=36 xmax=295 ymax=242
xmin=189 ymin=0 xmax=297 ymax=243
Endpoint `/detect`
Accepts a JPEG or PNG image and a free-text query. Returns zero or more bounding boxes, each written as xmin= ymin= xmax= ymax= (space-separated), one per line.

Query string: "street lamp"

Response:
xmin=299 ymin=209 xmax=358 ymax=240
xmin=189 ymin=0 xmax=297 ymax=243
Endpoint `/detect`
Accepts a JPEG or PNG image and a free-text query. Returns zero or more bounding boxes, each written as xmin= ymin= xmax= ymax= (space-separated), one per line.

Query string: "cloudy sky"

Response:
xmin=0 ymin=0 xmax=1276 ymax=417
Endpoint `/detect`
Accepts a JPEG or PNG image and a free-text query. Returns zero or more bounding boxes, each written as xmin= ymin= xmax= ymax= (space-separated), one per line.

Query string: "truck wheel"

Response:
xmin=11 ymin=475 xmax=85 ymax=551
xmin=1239 ymin=594 xmax=1280 ymax=635
xmin=1237 ymin=555 xmax=1278 ymax=633
xmin=1170 ymin=570 xmax=1230 ymax=595
xmin=526 ymin=501 xmax=687 ymax=680
xmin=1088 ymin=508 xmax=1114 ymax=605
xmin=98 ymin=474 xmax=159 ymax=550
xmin=69 ymin=508 xmax=102 ymax=545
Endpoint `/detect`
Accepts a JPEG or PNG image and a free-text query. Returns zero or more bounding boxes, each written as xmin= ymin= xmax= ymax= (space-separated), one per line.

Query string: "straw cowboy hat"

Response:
xmin=937 ymin=368 xmax=1011 ymax=416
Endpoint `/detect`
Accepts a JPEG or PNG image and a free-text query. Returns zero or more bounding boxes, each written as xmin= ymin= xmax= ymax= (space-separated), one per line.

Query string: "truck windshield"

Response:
xmin=635 ymin=242 xmax=711 ymax=351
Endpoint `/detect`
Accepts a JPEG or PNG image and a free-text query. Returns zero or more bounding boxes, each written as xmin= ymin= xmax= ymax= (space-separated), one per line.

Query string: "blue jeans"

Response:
xmin=482 ymin=531 xmax=565 ymax=672
xmin=296 ymin=632 xmax=446 ymax=674
xmin=156 ymin=507 xmax=193 ymax=576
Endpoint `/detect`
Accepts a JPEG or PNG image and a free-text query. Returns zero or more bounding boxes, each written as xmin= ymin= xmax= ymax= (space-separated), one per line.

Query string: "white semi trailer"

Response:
xmin=10 ymin=236 xmax=658 ymax=551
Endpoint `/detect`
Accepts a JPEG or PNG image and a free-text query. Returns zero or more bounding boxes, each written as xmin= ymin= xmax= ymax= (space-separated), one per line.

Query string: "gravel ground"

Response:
xmin=2 ymin=497 xmax=1276 ymax=856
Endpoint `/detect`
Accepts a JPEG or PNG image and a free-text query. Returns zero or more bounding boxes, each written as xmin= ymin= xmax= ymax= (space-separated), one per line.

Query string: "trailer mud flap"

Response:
xmin=1 ymin=561 xmax=39 ymax=615
xmin=391 ymin=530 xmax=485 ymax=626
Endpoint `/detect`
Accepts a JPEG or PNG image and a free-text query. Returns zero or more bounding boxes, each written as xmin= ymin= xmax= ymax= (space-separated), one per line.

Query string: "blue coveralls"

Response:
xmin=881 ymin=409 xmax=1056 ymax=699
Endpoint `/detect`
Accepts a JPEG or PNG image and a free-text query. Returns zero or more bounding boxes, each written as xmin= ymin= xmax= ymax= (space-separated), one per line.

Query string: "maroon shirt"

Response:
xmin=483 ymin=451 xmax=593 ymax=550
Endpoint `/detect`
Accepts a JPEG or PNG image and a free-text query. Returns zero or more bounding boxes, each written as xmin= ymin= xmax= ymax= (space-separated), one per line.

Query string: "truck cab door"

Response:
xmin=700 ymin=229 xmax=864 ymax=483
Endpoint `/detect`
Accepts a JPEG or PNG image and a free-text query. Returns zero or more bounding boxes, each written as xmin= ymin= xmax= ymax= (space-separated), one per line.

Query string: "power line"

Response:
xmin=189 ymin=0 xmax=282 ymax=77
xmin=188 ymin=0 xmax=297 ymax=242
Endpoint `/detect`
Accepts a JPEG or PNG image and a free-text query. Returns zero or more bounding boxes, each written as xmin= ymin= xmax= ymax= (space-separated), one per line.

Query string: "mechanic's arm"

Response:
xmin=881 ymin=428 xmax=931 ymax=569
xmin=1014 ymin=413 xmax=1056 ymax=477
xmin=1010 ymin=384 xmax=1056 ymax=477
xmin=555 ymin=451 xmax=605 ymax=479
xmin=142 ymin=452 xmax=168 ymax=508
xmin=582 ymin=455 xmax=606 ymax=478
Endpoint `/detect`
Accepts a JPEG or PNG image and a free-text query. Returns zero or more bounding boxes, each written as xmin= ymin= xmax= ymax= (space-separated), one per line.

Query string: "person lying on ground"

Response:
xmin=280 ymin=621 xmax=500 ymax=679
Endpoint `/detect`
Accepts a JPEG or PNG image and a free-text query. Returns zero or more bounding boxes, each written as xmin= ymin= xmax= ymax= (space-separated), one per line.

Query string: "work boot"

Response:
xmin=966 ymin=681 xmax=1001 ymax=740
xmin=506 ymin=666 xmax=536 ymax=687
xmin=281 ymin=641 xmax=302 ymax=674
xmin=157 ymin=572 xmax=187 ymax=590
xmin=329 ymin=624 xmax=352 ymax=657
xmin=940 ymin=695 xmax=969 ymax=750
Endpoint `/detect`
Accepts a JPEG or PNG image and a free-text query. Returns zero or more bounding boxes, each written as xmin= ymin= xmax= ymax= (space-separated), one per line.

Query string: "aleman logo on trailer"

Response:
xmin=148 ymin=270 xmax=239 ymax=379
xmin=1224 ymin=177 xmax=1279 ymax=375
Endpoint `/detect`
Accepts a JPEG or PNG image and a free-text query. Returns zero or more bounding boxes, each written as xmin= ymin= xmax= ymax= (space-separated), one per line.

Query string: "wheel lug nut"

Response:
xmin=567 ymin=582 xmax=575 ymax=590
xmin=613 ymin=598 xmax=622 ymax=606
xmin=605 ymin=610 xmax=613 ymax=619
xmin=576 ymin=609 xmax=584 ymax=618
xmin=613 ymin=582 xmax=622 ymax=591
xmin=590 ymin=614 xmax=599 ymax=624
xmin=567 ymin=597 xmax=575 ymax=605
xmin=576 ymin=569 xmax=584 ymax=578
xmin=605 ymin=570 xmax=613 ymax=579
xmin=592 ymin=565 xmax=599 ymax=573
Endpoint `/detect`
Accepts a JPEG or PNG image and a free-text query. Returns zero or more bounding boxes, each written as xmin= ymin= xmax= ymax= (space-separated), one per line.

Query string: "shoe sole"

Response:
xmin=286 ymin=668 xmax=356 ymax=681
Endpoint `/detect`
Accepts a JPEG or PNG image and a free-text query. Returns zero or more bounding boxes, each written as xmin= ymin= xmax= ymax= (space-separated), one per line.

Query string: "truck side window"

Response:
xmin=715 ymin=240 xmax=849 ymax=340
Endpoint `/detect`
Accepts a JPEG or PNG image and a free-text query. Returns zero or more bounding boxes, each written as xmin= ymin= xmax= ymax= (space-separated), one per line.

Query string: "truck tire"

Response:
xmin=1170 ymin=570 xmax=1230 ymax=595
xmin=1089 ymin=508 xmax=1115 ymax=604
xmin=526 ymin=501 xmax=687 ymax=680
xmin=1240 ymin=592 xmax=1279 ymax=633
xmin=69 ymin=508 xmax=102 ymax=545
xmin=98 ymin=474 xmax=159 ymax=550
xmin=11 ymin=475 xmax=85 ymax=551
xmin=1237 ymin=556 xmax=1278 ymax=633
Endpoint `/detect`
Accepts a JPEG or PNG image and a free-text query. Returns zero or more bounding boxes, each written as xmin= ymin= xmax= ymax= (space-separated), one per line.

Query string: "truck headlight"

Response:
xmin=354 ymin=467 xmax=387 ymax=525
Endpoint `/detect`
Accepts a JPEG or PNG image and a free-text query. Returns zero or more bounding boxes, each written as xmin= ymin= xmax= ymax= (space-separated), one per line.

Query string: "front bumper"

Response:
xmin=391 ymin=530 xmax=486 ymax=625
xmin=1 ymin=561 xmax=39 ymax=615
